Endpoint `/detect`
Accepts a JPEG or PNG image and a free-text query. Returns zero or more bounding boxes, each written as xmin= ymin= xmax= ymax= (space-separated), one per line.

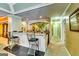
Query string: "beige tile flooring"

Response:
xmin=0 ymin=37 xmax=70 ymax=56
xmin=0 ymin=43 xmax=70 ymax=56
xmin=0 ymin=37 xmax=15 ymax=56
xmin=0 ymin=43 xmax=15 ymax=56
xmin=45 ymin=42 xmax=70 ymax=56
xmin=0 ymin=44 xmax=15 ymax=56
xmin=0 ymin=37 xmax=8 ymax=46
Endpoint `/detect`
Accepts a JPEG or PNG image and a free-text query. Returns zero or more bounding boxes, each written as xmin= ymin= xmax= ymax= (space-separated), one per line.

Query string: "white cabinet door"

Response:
xmin=19 ymin=33 xmax=29 ymax=47
xmin=36 ymin=35 xmax=46 ymax=52
xmin=13 ymin=33 xmax=29 ymax=47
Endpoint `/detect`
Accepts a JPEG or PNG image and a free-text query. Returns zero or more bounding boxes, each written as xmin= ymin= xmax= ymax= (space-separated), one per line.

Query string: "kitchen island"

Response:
xmin=12 ymin=32 xmax=47 ymax=52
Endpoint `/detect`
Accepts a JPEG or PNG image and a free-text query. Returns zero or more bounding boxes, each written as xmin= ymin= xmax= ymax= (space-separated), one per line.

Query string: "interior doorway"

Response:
xmin=0 ymin=17 xmax=9 ymax=46
xmin=0 ymin=22 xmax=8 ymax=38
xmin=51 ymin=20 xmax=61 ymax=43
xmin=0 ymin=17 xmax=8 ymax=38
xmin=2 ymin=23 xmax=8 ymax=38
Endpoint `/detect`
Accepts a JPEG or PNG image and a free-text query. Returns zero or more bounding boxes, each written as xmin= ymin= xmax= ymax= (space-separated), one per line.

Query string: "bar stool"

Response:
xmin=27 ymin=33 xmax=39 ymax=56
xmin=29 ymin=38 xmax=39 ymax=50
xmin=8 ymin=36 xmax=19 ymax=49
xmin=8 ymin=32 xmax=19 ymax=49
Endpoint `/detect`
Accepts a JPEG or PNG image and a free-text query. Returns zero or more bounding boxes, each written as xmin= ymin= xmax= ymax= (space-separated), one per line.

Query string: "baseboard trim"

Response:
xmin=64 ymin=47 xmax=71 ymax=56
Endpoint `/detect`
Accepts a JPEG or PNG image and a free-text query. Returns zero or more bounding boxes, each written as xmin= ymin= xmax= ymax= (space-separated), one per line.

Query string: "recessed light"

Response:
xmin=39 ymin=16 xmax=43 ymax=18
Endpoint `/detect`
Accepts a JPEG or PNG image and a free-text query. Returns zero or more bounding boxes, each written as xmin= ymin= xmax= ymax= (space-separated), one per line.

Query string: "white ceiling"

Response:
xmin=0 ymin=3 xmax=52 ymax=14
xmin=15 ymin=3 xmax=69 ymax=20
xmin=0 ymin=3 xmax=69 ymax=20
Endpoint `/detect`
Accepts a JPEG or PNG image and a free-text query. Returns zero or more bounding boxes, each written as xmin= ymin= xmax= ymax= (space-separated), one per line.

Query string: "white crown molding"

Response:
xmin=7 ymin=3 xmax=16 ymax=6
xmin=61 ymin=3 xmax=71 ymax=43
xmin=10 ymin=3 xmax=16 ymax=6
xmin=14 ymin=3 xmax=53 ymax=14
xmin=0 ymin=3 xmax=53 ymax=14
xmin=8 ymin=3 xmax=15 ymax=14
xmin=0 ymin=7 xmax=12 ymax=14
xmin=62 ymin=3 xmax=71 ymax=16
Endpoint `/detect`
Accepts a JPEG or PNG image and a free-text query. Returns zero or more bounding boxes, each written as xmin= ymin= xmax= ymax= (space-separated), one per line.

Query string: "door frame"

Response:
xmin=2 ymin=22 xmax=8 ymax=38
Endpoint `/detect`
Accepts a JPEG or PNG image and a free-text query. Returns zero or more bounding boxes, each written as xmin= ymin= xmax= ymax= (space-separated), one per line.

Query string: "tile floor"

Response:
xmin=0 ymin=44 xmax=15 ymax=56
xmin=45 ymin=42 xmax=70 ymax=56
xmin=4 ymin=45 xmax=45 ymax=56
xmin=0 ymin=37 xmax=70 ymax=56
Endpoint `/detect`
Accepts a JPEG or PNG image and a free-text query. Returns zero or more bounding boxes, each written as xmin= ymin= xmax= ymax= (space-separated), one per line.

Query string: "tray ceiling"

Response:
xmin=0 ymin=3 xmax=52 ymax=14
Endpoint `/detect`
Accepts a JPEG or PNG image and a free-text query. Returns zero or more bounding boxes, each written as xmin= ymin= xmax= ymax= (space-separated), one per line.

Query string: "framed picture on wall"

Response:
xmin=69 ymin=8 xmax=79 ymax=32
